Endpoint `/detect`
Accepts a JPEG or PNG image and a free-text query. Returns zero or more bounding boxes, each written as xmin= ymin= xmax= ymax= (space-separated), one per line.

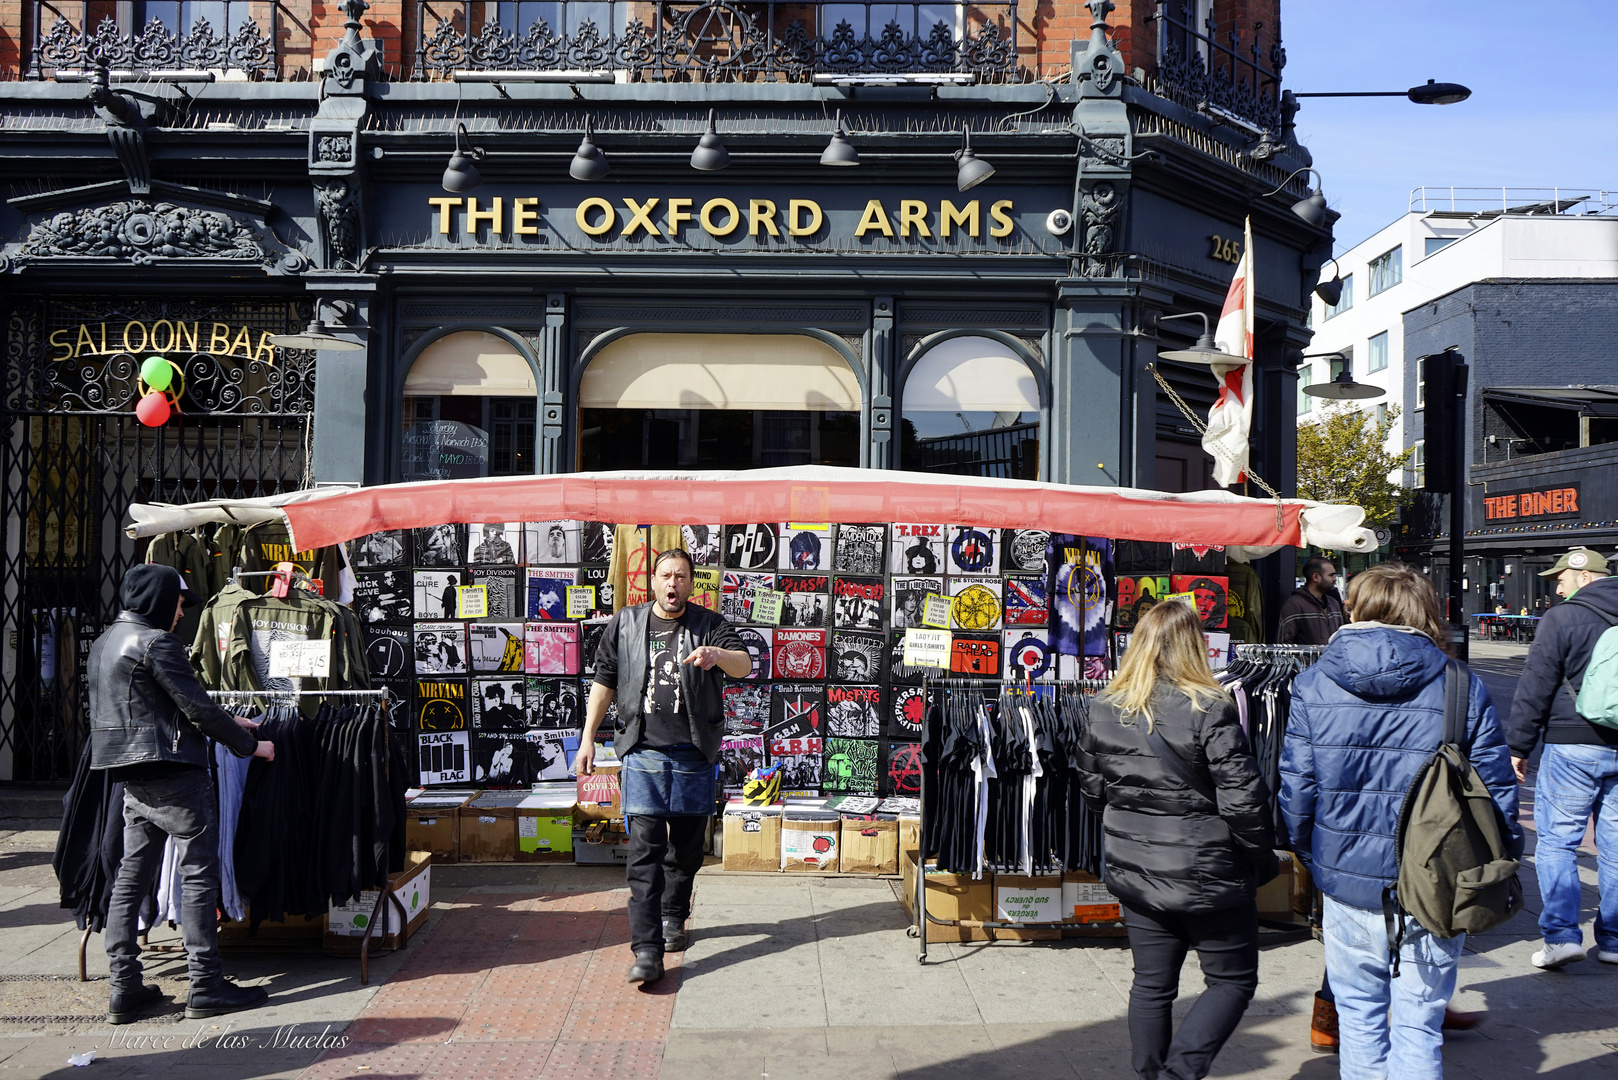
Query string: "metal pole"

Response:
xmin=1448 ymin=351 xmax=1469 ymax=662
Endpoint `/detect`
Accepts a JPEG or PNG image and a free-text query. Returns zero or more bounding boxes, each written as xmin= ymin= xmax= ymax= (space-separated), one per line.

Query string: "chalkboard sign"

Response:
xmin=402 ymin=421 xmax=489 ymax=481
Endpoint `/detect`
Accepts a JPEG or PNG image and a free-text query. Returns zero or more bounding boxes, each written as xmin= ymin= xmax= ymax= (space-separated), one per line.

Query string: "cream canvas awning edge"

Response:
xmin=125 ymin=467 xmax=1376 ymax=559
xmin=579 ymin=334 xmax=860 ymax=412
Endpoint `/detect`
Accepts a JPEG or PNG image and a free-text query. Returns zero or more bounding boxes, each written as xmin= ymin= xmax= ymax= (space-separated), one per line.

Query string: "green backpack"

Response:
xmin=1566 ymin=600 xmax=1618 ymax=729
xmin=1385 ymin=659 xmax=1523 ymax=973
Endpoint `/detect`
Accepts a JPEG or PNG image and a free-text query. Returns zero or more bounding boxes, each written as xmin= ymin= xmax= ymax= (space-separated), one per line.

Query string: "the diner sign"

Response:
xmin=1483 ymin=484 xmax=1581 ymax=521
xmin=48 ymin=319 xmax=280 ymax=362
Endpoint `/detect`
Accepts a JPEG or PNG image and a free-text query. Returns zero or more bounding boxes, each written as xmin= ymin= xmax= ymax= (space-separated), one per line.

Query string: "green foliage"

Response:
xmin=1296 ymin=403 xmax=1413 ymax=528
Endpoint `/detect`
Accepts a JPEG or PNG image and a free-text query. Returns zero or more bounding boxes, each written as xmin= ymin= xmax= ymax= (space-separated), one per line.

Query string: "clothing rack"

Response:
xmin=1233 ymin=644 xmax=1325 ymax=658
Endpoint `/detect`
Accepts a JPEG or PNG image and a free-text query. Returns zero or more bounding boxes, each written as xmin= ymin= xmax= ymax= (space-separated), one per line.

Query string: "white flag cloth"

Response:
xmin=1202 ymin=216 xmax=1256 ymax=487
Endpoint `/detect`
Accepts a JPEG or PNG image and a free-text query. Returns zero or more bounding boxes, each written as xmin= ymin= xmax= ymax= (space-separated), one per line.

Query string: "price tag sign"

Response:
xmin=1164 ymin=591 xmax=1198 ymax=610
xmin=751 ymin=589 xmax=785 ymax=626
xmin=456 ymin=585 xmax=489 ymax=619
xmin=268 ymin=639 xmax=331 ymax=678
xmin=903 ymin=628 xmax=952 ymax=669
xmin=566 ymin=585 xmax=596 ymax=619
xmin=921 ymin=593 xmax=953 ymax=629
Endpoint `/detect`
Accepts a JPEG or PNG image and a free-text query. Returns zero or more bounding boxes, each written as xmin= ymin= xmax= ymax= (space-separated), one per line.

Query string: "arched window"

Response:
xmin=578 ymin=333 xmax=861 ymax=469
xmin=900 ymin=336 xmax=1041 ymax=479
xmin=402 ymin=331 xmax=538 ymax=481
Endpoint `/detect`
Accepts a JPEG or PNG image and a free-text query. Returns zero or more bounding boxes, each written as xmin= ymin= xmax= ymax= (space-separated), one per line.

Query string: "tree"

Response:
xmin=1296 ymin=403 xmax=1413 ymax=527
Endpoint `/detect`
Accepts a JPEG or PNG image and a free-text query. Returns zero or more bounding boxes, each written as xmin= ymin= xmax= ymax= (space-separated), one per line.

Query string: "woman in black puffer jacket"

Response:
xmin=1079 ymin=599 xmax=1276 ymax=1080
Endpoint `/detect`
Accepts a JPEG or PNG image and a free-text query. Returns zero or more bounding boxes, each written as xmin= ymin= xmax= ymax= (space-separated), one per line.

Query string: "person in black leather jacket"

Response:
xmin=88 ymin=564 xmax=274 ymax=1025
xmin=1079 ymin=598 xmax=1275 ymax=1080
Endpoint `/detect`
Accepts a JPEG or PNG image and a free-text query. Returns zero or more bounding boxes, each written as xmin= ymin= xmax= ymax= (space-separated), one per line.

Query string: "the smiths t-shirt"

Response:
xmin=594 ymin=609 xmax=691 ymax=748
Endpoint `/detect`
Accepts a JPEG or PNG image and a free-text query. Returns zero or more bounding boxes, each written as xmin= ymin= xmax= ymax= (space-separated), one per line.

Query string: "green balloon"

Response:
xmin=141 ymin=356 xmax=173 ymax=391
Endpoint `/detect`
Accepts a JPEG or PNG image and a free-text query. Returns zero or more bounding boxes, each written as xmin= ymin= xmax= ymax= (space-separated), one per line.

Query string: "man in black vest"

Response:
xmin=577 ymin=548 xmax=749 ymax=984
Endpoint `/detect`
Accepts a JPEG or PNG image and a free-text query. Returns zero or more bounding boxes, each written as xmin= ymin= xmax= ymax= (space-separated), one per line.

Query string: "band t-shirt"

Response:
xmin=640 ymin=612 xmax=690 ymax=747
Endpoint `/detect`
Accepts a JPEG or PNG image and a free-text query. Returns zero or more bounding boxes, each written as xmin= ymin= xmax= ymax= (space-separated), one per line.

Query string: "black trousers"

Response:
xmin=625 ymin=814 xmax=707 ymax=957
xmin=1123 ymin=900 xmax=1259 ymax=1080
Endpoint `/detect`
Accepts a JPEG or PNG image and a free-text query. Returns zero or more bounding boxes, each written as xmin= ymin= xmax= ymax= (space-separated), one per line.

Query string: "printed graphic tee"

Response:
xmin=640 ymin=612 xmax=690 ymax=747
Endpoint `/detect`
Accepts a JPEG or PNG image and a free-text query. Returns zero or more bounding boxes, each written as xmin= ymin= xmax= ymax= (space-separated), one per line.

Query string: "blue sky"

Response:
xmin=1281 ymin=1 xmax=1617 ymax=253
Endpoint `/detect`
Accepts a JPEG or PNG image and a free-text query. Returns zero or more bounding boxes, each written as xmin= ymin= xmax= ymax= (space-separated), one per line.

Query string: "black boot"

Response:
xmin=627 ymin=950 xmax=664 ymax=984
xmin=185 ymin=981 xmax=269 ymax=1019
xmin=663 ymin=916 xmax=690 ymax=953
xmin=107 ymin=984 xmax=166 ymax=1025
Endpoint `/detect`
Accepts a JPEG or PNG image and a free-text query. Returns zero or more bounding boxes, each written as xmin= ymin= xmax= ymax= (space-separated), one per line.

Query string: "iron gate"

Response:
xmin=1 ymin=296 xmax=316 ymax=784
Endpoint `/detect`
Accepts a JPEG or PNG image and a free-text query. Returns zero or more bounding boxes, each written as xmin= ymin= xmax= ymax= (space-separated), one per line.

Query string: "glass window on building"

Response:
xmin=402 ymin=331 xmax=538 ymax=481
xmin=1367 ymin=330 xmax=1389 ymax=372
xmin=1324 ymin=273 xmax=1354 ymax=318
xmin=579 ymin=334 xmax=860 ymax=470
xmin=1368 ymin=246 xmax=1402 ymax=295
xmin=900 ymin=336 xmax=1040 ymax=480
xmin=1376 ymin=402 xmax=1389 ymax=427
xmin=1417 ymin=355 xmax=1426 ymax=409
xmin=1424 ymin=236 xmax=1457 ymax=257
xmin=1298 ymin=365 xmax=1313 ymax=414
xmin=1411 ymin=440 xmax=1425 ymax=487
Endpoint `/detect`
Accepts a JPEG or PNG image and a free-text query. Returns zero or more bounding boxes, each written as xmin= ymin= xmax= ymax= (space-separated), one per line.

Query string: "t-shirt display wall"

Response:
xmin=349 ymin=521 xmax=1233 ymax=795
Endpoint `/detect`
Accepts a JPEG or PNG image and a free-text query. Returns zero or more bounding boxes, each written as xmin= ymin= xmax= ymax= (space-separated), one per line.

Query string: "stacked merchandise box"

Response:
xmin=516 ymin=783 xmax=578 ymax=863
xmin=1062 ymin=872 xmax=1122 ymax=925
xmin=459 ymin=790 xmax=528 ymax=862
xmin=325 ymin=851 xmax=433 ymax=953
xmin=838 ymin=815 xmax=898 ymax=875
xmin=404 ymin=789 xmax=478 ymax=861
xmin=721 ymin=800 xmax=783 ymax=871
xmin=573 ymin=819 xmax=630 ymax=864
xmin=780 ymin=805 xmax=840 ymax=873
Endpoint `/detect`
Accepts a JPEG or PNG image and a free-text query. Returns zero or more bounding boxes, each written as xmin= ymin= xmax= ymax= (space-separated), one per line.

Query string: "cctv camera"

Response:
xmin=1045 ymin=208 xmax=1073 ymax=236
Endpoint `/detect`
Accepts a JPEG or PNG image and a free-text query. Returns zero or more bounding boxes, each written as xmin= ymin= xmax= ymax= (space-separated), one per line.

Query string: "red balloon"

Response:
xmin=135 ymin=391 xmax=171 ymax=427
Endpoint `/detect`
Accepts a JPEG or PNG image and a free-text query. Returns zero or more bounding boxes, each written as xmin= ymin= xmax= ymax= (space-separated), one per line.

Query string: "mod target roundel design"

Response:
xmin=1007 ymin=634 xmax=1051 ymax=680
xmin=950 ymin=528 xmax=996 ymax=573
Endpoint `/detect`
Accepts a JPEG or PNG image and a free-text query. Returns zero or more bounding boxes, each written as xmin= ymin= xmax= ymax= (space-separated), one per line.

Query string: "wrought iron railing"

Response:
xmin=911 ymin=420 xmax=1038 ymax=480
xmin=413 ymin=0 xmax=1020 ymax=82
xmin=26 ymin=0 xmax=276 ymax=80
xmin=1144 ymin=0 xmax=1282 ymax=133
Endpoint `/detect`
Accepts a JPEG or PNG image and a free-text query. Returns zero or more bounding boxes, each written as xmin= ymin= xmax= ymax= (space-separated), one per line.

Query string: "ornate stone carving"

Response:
xmin=316 ymin=136 xmax=353 ymax=163
xmin=1080 ymin=181 xmax=1121 ymax=277
xmin=20 ymin=201 xmax=264 ymax=264
xmin=315 ymin=180 xmax=360 ymax=270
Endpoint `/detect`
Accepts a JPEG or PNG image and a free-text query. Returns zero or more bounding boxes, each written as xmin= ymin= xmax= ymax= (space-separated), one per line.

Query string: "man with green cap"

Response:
xmin=1507 ymin=546 xmax=1618 ymax=970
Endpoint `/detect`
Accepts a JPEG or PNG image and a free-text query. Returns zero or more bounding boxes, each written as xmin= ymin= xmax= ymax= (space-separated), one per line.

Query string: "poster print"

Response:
xmin=721 ymin=571 xmax=775 ymax=624
xmin=778 ymin=575 xmax=830 ymax=628
xmin=468 ymin=522 xmax=521 ymax=565
xmin=474 ymin=729 xmax=571 ymax=787
xmin=735 ymin=627 xmax=773 ymax=681
xmin=682 ymin=524 xmax=723 ymax=566
xmin=468 ymin=567 xmax=520 ymax=620
xmin=525 ymin=622 xmax=582 ymax=675
xmin=526 ymin=568 xmax=578 ymax=620
xmin=364 ymin=625 xmax=411 ymax=680
xmin=1003 ymin=575 xmax=1049 ymax=627
xmin=413 ymin=524 xmax=464 ymax=568
xmin=1171 ymin=575 xmax=1229 ymax=630
xmin=946 ymin=525 xmax=1001 ymax=577
xmin=580 ymin=618 xmax=610 ymax=676
xmin=950 ymin=634 xmax=1000 ymax=677
xmin=415 ymin=678 xmax=468 ymax=731
xmin=778 ymin=523 xmax=833 ymax=571
xmin=1115 ymin=576 xmax=1170 ymax=631
xmin=890 ymin=524 xmax=945 ymax=576
xmin=888 ymin=685 xmax=927 ymax=738
xmin=719 ymin=734 xmax=765 ymax=797
xmin=834 ymin=523 xmax=887 ymax=576
xmin=1048 ymin=535 xmax=1111 ymax=657
xmin=723 ymin=684 xmax=770 ymax=734
xmin=832 ymin=576 xmax=885 ymax=631
xmin=414 ymin=570 xmax=465 ymax=622
xmin=766 ymin=683 xmax=824 ymax=791
xmin=831 ymin=631 xmax=884 ymax=683
xmin=772 ymin=628 xmax=827 ymax=680
xmin=822 ymin=737 xmax=880 ymax=796
xmin=949 ymin=579 xmax=1003 ymax=631
xmin=890 ymin=576 xmax=942 ymax=630
xmin=352 ymin=530 xmax=408 ymax=569
xmin=419 ymin=731 xmax=470 ymax=786
xmin=690 ymin=567 xmax=721 ymax=613
xmin=881 ymin=739 xmax=923 ymax=798
xmin=471 ymin=677 xmax=526 ymax=730
xmin=1002 ymin=529 xmax=1052 ymax=575
xmin=580 ymin=521 xmax=615 ymax=564
xmin=468 ymin=622 xmax=525 ymax=673
xmin=414 ymin=622 xmax=468 ymax=675
xmin=1171 ymin=543 xmax=1227 ymax=576
xmin=826 ymin=685 xmax=882 ymax=738
xmin=725 ymin=523 xmax=779 ymax=570
xmin=524 ymin=678 xmax=582 ymax=729
xmin=1003 ymin=630 xmax=1054 ymax=683
xmin=355 ymin=570 xmax=412 ymax=624
xmin=525 ymin=521 xmax=581 ymax=565
xmin=887 ymin=632 xmax=929 ymax=685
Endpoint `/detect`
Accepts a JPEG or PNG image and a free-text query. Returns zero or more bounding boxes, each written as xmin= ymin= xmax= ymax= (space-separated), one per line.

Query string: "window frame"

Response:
xmin=1323 ymin=273 xmax=1355 ymax=319
xmin=1367 ymin=331 xmax=1389 ymax=373
xmin=1368 ymin=246 xmax=1403 ymax=296
xmin=1411 ymin=440 xmax=1426 ymax=488
xmin=1297 ymin=364 xmax=1313 ymax=415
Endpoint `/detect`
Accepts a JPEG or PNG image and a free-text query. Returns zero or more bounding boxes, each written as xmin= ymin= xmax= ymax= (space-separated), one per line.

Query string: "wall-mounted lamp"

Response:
xmin=441 ymin=122 xmax=485 ymax=193
xmin=820 ymin=110 xmax=859 ymax=167
xmin=954 ymin=130 xmax=994 ymax=192
xmin=690 ymin=109 xmax=729 ymax=172
xmin=570 ymin=117 xmax=609 ymax=181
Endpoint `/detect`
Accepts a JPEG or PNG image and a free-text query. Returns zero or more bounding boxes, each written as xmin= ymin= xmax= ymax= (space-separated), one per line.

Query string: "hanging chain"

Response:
xmin=1147 ymin=363 xmax=1285 ymax=533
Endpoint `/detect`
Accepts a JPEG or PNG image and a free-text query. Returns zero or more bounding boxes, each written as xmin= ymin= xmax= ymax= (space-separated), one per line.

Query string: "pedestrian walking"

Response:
xmin=1277 ymin=556 xmax=1346 ymax=645
xmin=1281 ymin=564 xmax=1520 ymax=1080
xmin=577 ymin=548 xmax=751 ymax=984
xmin=1078 ymin=599 xmax=1276 ymax=1080
xmin=88 ymin=565 xmax=277 ymax=1025
xmin=1507 ymin=547 xmax=1618 ymax=969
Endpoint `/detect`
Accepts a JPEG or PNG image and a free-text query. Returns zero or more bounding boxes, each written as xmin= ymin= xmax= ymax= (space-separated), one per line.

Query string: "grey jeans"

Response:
xmin=105 ymin=768 xmax=224 ymax=993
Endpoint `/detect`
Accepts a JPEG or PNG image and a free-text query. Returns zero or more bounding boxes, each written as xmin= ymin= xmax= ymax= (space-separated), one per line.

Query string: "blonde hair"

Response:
xmin=1100 ymin=598 xmax=1227 ymax=730
xmin=1345 ymin=563 xmax=1448 ymax=649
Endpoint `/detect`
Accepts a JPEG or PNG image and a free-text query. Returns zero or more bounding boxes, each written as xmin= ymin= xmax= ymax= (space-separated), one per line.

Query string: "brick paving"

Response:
xmin=301 ymin=889 xmax=683 ymax=1080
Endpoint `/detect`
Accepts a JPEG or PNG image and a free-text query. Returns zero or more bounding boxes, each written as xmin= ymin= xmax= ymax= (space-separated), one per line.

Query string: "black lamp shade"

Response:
xmin=1314 ymin=273 xmax=1343 ymax=307
xmin=442 ymin=151 xmax=481 ymax=193
xmin=570 ymin=135 xmax=610 ymax=181
xmin=1303 ymin=371 xmax=1385 ymax=400
xmin=691 ymin=109 xmax=729 ymax=172
xmin=821 ymin=110 xmax=859 ymax=167
xmin=1292 ymin=190 xmax=1329 ymax=228
xmin=1407 ymin=79 xmax=1471 ymax=105
xmin=267 ymin=320 xmax=365 ymax=352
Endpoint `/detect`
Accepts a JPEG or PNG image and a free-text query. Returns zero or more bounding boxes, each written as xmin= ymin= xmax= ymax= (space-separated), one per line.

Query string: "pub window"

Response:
xmin=578 ymin=334 xmax=861 ymax=470
xmin=900 ymin=336 xmax=1040 ymax=480
xmin=127 ymin=0 xmax=251 ymax=35
xmin=1417 ymin=355 xmax=1426 ymax=410
xmin=401 ymin=331 xmax=538 ymax=481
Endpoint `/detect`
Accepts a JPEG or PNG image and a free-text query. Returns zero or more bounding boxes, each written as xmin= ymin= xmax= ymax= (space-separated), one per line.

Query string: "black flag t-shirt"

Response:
xmin=639 ymin=611 xmax=691 ymax=747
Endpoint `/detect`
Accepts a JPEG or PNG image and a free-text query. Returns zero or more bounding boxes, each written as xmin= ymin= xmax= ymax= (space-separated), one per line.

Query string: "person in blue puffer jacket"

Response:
xmin=1280 ymin=563 xmax=1521 ymax=1080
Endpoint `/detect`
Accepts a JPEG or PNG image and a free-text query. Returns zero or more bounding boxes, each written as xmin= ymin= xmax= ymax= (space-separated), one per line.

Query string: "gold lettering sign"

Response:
xmin=47 ymin=320 xmax=277 ymax=362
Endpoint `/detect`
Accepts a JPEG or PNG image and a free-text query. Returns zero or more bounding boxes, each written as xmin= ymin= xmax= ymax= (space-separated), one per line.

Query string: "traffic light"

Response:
xmin=1420 ymin=349 xmax=1468 ymax=492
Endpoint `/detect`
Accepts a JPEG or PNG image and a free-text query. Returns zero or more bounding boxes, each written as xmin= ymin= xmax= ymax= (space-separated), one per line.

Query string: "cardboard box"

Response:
xmin=573 ymin=820 xmax=629 ymax=864
xmin=1061 ymin=872 xmax=1122 ymax=924
xmin=838 ymin=815 xmax=898 ymax=875
xmin=459 ymin=791 xmax=527 ymax=862
xmin=1256 ymin=851 xmax=1297 ymax=920
xmin=325 ymin=851 xmax=433 ymax=950
xmin=996 ymin=874 xmax=1065 ymax=924
xmin=722 ymin=801 xmax=783 ymax=872
xmin=404 ymin=790 xmax=477 ymax=861
xmin=516 ymin=787 xmax=578 ymax=863
xmin=576 ymin=766 xmax=622 ymax=822
xmin=898 ymin=814 xmax=920 ymax=855
xmin=898 ymin=847 xmax=1008 ymax=942
xmin=781 ymin=812 xmax=840 ymax=872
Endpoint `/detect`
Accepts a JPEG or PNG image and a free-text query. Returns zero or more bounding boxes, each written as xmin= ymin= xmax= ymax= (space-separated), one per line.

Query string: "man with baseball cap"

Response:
xmin=89 ymin=564 xmax=276 ymax=1023
xmin=1507 ymin=546 xmax=1618 ymax=969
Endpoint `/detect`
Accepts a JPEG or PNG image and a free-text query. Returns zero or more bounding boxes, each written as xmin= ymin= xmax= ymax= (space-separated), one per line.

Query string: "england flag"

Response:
xmin=1202 ymin=216 xmax=1256 ymax=487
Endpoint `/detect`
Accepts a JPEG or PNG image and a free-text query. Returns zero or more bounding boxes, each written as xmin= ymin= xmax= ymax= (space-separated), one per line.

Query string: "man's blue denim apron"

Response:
xmin=620 ymin=745 xmax=715 ymax=817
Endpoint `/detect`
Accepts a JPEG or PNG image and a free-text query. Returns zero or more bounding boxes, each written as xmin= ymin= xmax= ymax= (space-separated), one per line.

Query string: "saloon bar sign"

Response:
xmin=1482 ymin=484 xmax=1582 ymax=521
xmin=47 ymin=318 xmax=280 ymax=362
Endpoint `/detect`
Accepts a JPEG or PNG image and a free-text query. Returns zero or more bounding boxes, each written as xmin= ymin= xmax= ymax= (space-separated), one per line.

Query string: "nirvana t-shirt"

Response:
xmin=641 ymin=612 xmax=690 ymax=747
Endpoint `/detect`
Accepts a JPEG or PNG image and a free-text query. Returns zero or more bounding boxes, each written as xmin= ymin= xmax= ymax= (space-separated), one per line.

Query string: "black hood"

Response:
xmin=120 ymin=564 xmax=194 ymax=628
xmin=1568 ymin=574 xmax=1618 ymax=618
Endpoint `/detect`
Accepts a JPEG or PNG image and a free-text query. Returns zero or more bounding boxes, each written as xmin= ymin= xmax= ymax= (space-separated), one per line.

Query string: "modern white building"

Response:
xmin=1302 ymin=187 xmax=1618 ymax=474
